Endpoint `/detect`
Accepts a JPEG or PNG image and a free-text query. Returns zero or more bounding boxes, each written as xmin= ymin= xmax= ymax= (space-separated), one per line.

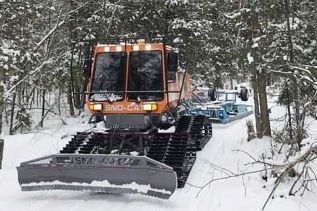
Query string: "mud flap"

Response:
xmin=17 ymin=154 xmax=177 ymax=199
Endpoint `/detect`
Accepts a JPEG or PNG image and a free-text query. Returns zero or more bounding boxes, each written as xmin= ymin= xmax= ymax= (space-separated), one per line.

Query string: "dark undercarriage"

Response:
xmin=60 ymin=115 xmax=212 ymax=188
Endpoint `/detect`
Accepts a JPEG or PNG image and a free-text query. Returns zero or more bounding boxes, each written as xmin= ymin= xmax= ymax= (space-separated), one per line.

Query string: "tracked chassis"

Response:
xmin=17 ymin=115 xmax=212 ymax=199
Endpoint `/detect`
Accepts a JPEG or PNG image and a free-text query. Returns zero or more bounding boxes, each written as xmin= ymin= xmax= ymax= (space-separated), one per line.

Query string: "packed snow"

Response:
xmin=21 ymin=180 xmax=172 ymax=195
xmin=0 ymin=100 xmax=317 ymax=211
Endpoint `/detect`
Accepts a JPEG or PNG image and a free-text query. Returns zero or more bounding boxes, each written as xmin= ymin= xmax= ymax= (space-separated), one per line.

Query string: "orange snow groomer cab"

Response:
xmin=85 ymin=38 xmax=191 ymax=129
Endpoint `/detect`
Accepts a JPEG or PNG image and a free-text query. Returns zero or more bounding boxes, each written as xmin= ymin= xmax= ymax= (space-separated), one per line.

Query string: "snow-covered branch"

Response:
xmin=3 ymin=60 xmax=53 ymax=100
xmin=261 ymin=142 xmax=317 ymax=211
xmin=35 ymin=20 xmax=65 ymax=52
xmin=35 ymin=1 xmax=90 ymax=52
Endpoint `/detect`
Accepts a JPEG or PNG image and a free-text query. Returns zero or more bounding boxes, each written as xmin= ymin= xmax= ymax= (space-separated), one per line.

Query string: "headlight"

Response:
xmin=143 ymin=103 xmax=158 ymax=111
xmin=89 ymin=103 xmax=103 ymax=111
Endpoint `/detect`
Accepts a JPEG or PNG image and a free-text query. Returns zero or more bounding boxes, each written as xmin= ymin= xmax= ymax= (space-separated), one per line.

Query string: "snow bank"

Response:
xmin=0 ymin=103 xmax=317 ymax=211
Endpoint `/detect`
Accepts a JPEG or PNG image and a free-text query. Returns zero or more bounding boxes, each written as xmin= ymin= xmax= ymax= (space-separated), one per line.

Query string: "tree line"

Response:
xmin=0 ymin=0 xmax=316 ymax=148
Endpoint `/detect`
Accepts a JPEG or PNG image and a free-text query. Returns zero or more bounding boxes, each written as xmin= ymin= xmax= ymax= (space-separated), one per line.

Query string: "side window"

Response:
xmin=167 ymin=51 xmax=178 ymax=82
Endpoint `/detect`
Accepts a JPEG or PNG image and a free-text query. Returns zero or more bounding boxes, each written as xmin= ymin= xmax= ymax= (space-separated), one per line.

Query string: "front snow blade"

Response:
xmin=17 ymin=154 xmax=177 ymax=199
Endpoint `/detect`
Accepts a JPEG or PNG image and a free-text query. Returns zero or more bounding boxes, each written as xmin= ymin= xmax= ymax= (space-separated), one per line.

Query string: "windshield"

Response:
xmin=90 ymin=52 xmax=126 ymax=102
xmin=127 ymin=51 xmax=163 ymax=101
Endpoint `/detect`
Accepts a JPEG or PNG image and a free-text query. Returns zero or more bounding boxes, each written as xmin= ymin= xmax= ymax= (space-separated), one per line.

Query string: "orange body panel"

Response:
xmin=86 ymin=41 xmax=191 ymax=115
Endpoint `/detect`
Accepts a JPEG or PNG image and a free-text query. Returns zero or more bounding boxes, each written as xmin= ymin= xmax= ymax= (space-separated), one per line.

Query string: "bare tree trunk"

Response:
xmin=26 ymin=86 xmax=36 ymax=110
xmin=58 ymin=88 xmax=62 ymax=116
xmin=36 ymin=88 xmax=39 ymax=107
xmin=315 ymin=0 xmax=317 ymax=55
xmin=252 ymin=71 xmax=263 ymax=138
xmin=284 ymin=0 xmax=302 ymax=148
xmin=248 ymin=5 xmax=267 ymax=139
xmin=31 ymin=88 xmax=35 ymax=108
xmin=67 ymin=0 xmax=76 ymax=117
xmin=258 ymin=72 xmax=271 ymax=137
xmin=4 ymin=102 xmax=9 ymax=125
xmin=36 ymin=92 xmax=61 ymax=128
xmin=0 ymin=71 xmax=4 ymax=135
xmin=293 ymin=79 xmax=302 ymax=148
xmin=21 ymin=84 xmax=25 ymax=104
xmin=67 ymin=85 xmax=75 ymax=116
xmin=40 ymin=89 xmax=46 ymax=127
xmin=287 ymin=104 xmax=293 ymax=140
xmin=0 ymin=101 xmax=3 ymax=135
xmin=0 ymin=139 xmax=3 ymax=169
xmin=9 ymin=93 xmax=16 ymax=135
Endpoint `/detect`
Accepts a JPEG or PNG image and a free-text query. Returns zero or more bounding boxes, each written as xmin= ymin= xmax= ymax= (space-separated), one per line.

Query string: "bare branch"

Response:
xmin=187 ymin=168 xmax=273 ymax=198
xmin=35 ymin=1 xmax=90 ymax=52
xmin=261 ymin=143 xmax=317 ymax=211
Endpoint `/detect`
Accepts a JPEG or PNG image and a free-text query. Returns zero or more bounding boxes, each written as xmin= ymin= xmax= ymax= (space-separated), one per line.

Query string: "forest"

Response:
xmin=1 ymin=0 xmax=316 ymax=135
xmin=0 ymin=0 xmax=317 ymax=210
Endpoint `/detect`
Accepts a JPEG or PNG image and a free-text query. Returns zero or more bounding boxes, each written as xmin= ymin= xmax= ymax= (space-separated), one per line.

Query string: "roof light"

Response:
xmin=145 ymin=44 xmax=152 ymax=50
xmin=137 ymin=39 xmax=145 ymax=44
xmin=104 ymin=46 xmax=110 ymax=52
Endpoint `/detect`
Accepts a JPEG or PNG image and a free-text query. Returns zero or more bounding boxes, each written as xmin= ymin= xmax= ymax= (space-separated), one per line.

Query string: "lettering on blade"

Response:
xmin=60 ymin=156 xmax=141 ymax=167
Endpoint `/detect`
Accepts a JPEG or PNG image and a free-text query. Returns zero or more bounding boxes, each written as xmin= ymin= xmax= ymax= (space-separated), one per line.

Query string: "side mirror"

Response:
xmin=167 ymin=52 xmax=178 ymax=73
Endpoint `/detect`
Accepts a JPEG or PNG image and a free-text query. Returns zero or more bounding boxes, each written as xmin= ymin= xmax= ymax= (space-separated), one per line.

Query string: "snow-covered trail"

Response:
xmin=0 ymin=117 xmax=316 ymax=211
xmin=0 ymin=118 xmax=246 ymax=211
